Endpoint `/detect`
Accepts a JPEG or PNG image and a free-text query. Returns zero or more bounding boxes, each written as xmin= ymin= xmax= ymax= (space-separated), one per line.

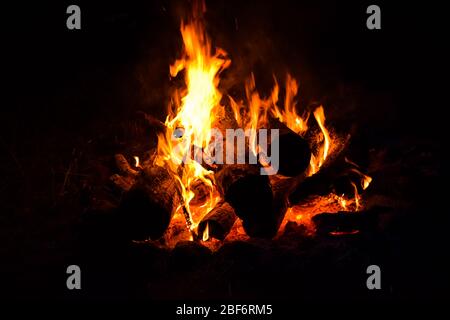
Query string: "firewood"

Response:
xmin=332 ymin=169 xmax=367 ymax=195
xmin=110 ymin=173 xmax=134 ymax=192
xmin=115 ymin=154 xmax=139 ymax=177
xmin=215 ymin=164 xmax=287 ymax=238
xmin=288 ymin=136 xmax=352 ymax=205
xmin=312 ymin=207 xmax=384 ymax=235
xmin=190 ymin=180 xmax=210 ymax=206
xmin=170 ymin=241 xmax=212 ymax=271
xmin=118 ymin=164 xmax=179 ymax=240
xmin=197 ymin=201 xmax=237 ymax=240
xmin=288 ymin=166 xmax=337 ymax=205
xmin=262 ymin=117 xmax=311 ymax=177
xmin=215 ymin=164 xmax=271 ymax=220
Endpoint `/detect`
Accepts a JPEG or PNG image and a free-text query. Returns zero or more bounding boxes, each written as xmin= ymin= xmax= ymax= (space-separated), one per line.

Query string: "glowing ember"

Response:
xmin=329 ymin=230 xmax=360 ymax=236
xmin=279 ymin=195 xmax=347 ymax=234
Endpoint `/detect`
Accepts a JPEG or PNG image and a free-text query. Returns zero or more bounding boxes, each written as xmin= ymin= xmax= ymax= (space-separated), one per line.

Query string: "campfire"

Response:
xmin=110 ymin=1 xmax=372 ymax=250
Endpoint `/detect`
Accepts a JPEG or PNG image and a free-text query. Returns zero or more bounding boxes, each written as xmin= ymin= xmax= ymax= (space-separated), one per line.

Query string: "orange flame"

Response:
xmin=271 ymin=74 xmax=309 ymax=135
xmin=149 ymin=1 xmax=372 ymax=243
xmin=155 ymin=6 xmax=226 ymax=231
xmin=307 ymin=106 xmax=331 ymax=176
xmin=242 ymin=74 xmax=275 ymax=155
xmin=338 ymin=195 xmax=348 ymax=210
xmin=345 ymin=157 xmax=373 ymax=190
xmin=351 ymin=182 xmax=360 ymax=211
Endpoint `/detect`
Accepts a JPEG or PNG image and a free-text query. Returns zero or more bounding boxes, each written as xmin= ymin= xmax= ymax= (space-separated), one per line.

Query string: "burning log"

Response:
xmin=110 ymin=174 xmax=134 ymax=192
xmin=288 ymin=166 xmax=338 ymax=205
xmin=115 ymin=154 xmax=139 ymax=177
xmin=332 ymin=167 xmax=372 ymax=196
xmin=118 ymin=164 xmax=180 ymax=241
xmin=312 ymin=207 xmax=383 ymax=235
xmin=190 ymin=180 xmax=210 ymax=207
xmin=263 ymin=117 xmax=311 ymax=177
xmin=215 ymin=164 xmax=272 ymax=225
xmin=288 ymin=161 xmax=371 ymax=206
xmin=215 ymin=164 xmax=287 ymax=238
xmin=288 ymin=137 xmax=353 ymax=205
xmin=197 ymin=201 xmax=237 ymax=240
xmin=110 ymin=154 xmax=140 ymax=192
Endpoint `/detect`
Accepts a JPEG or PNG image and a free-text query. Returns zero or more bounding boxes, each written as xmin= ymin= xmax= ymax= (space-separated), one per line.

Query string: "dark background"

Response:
xmin=1 ymin=0 xmax=447 ymax=309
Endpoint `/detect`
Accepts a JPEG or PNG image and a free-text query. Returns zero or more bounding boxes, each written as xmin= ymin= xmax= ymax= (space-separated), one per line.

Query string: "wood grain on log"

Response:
xmin=198 ymin=201 xmax=237 ymax=240
xmin=115 ymin=154 xmax=139 ymax=177
xmin=118 ymin=165 xmax=179 ymax=240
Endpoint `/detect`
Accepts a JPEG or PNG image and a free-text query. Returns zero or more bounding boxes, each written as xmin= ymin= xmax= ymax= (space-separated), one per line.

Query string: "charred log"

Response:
xmin=288 ymin=139 xmax=352 ymax=205
xmin=263 ymin=117 xmax=311 ymax=177
xmin=118 ymin=165 xmax=179 ymax=241
xmin=215 ymin=164 xmax=287 ymax=238
xmin=288 ymin=167 xmax=337 ymax=205
xmin=110 ymin=174 xmax=134 ymax=192
xmin=115 ymin=154 xmax=139 ymax=177
xmin=312 ymin=207 xmax=384 ymax=236
xmin=198 ymin=201 xmax=237 ymax=240
xmin=110 ymin=154 xmax=140 ymax=192
xmin=215 ymin=164 xmax=271 ymax=221
xmin=332 ymin=169 xmax=368 ymax=195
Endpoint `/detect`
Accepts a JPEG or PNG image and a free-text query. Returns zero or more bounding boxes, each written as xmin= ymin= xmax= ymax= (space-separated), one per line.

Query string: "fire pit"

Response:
xmin=3 ymin=0 xmax=445 ymax=308
xmin=98 ymin=2 xmax=374 ymax=251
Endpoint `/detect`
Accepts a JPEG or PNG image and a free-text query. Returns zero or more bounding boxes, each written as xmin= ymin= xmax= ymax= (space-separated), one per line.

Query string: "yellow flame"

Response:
xmin=351 ymin=182 xmax=360 ymax=211
xmin=350 ymin=168 xmax=372 ymax=191
xmin=338 ymin=195 xmax=347 ymax=210
xmin=202 ymin=222 xmax=209 ymax=241
xmin=242 ymin=74 xmax=274 ymax=155
xmin=228 ymin=95 xmax=242 ymax=127
xmin=345 ymin=158 xmax=373 ymax=191
xmin=133 ymin=156 xmax=141 ymax=168
xmin=333 ymin=181 xmax=363 ymax=212
xmin=156 ymin=6 xmax=226 ymax=229
xmin=362 ymin=174 xmax=372 ymax=190
xmin=150 ymin=1 xmax=372 ymax=243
